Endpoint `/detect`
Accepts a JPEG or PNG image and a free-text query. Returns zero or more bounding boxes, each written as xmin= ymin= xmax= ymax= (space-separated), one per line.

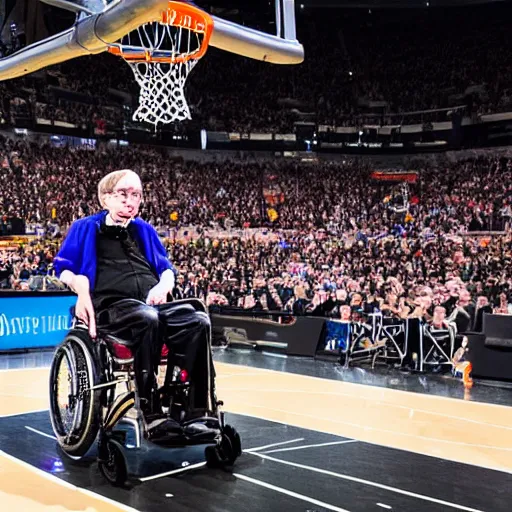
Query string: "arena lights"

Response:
xmin=108 ymin=139 xmax=130 ymax=146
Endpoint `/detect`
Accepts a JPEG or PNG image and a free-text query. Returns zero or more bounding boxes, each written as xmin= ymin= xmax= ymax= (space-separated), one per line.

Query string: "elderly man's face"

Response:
xmin=104 ymin=172 xmax=143 ymax=224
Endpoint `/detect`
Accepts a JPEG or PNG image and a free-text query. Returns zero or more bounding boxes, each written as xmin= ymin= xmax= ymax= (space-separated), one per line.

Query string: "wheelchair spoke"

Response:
xmin=66 ymin=345 xmax=83 ymax=443
xmin=55 ymin=348 xmax=77 ymax=436
xmin=55 ymin=344 xmax=87 ymax=443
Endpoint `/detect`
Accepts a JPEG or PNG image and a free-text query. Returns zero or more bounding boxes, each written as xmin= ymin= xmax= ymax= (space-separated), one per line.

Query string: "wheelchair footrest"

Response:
xmin=146 ymin=415 xmax=221 ymax=447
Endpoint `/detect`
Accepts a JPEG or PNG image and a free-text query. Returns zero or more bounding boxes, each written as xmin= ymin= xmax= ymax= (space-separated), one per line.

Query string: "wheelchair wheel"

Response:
xmin=205 ymin=424 xmax=241 ymax=468
xmin=49 ymin=334 xmax=102 ymax=458
xmin=223 ymin=424 xmax=242 ymax=459
xmin=98 ymin=439 xmax=127 ymax=487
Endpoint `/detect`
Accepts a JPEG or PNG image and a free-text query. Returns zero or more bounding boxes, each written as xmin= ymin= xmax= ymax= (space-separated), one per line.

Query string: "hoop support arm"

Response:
xmin=0 ymin=0 xmax=304 ymax=81
xmin=0 ymin=0 xmax=166 ymax=81
xmin=210 ymin=15 xmax=303 ymax=65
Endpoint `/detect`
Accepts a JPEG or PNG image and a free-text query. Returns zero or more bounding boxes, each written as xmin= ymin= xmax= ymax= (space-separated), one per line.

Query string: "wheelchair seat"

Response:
xmin=101 ymin=332 xmax=169 ymax=365
xmin=88 ymin=298 xmax=209 ymax=366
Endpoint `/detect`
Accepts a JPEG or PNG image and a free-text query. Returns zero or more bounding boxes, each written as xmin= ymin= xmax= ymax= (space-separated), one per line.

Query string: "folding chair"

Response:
xmin=418 ymin=321 xmax=456 ymax=372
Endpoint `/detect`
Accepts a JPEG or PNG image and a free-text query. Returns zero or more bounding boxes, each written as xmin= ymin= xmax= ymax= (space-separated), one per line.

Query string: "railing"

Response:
xmin=318 ymin=105 xmax=467 ymax=133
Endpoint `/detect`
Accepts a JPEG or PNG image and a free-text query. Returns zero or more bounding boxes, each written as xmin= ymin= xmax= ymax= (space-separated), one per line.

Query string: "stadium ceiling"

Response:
xmin=299 ymin=0 xmax=509 ymax=7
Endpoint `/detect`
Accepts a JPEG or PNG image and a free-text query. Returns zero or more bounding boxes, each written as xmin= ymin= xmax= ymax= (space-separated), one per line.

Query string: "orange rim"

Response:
xmin=108 ymin=1 xmax=214 ymax=64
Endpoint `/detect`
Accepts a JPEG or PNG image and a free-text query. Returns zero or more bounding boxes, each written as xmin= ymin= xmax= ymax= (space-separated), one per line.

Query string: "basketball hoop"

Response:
xmin=108 ymin=1 xmax=214 ymax=127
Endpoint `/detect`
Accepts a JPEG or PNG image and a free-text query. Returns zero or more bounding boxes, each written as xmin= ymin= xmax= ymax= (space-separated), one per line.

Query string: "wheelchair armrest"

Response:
xmin=71 ymin=317 xmax=90 ymax=331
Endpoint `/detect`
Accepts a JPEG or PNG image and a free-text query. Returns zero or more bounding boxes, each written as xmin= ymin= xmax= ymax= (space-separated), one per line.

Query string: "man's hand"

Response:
xmin=61 ymin=273 xmax=96 ymax=339
xmin=76 ymin=292 xmax=97 ymax=339
xmin=146 ymin=269 xmax=175 ymax=305
xmin=146 ymin=283 xmax=168 ymax=306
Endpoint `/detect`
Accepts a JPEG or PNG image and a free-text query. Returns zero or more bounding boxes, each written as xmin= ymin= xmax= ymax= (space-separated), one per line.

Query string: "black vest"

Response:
xmin=92 ymin=223 xmax=159 ymax=308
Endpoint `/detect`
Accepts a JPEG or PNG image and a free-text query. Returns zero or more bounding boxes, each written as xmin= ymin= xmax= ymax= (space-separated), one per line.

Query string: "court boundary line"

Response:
xmin=245 ymin=438 xmax=305 ymax=453
xmin=139 ymin=462 xmax=207 ymax=482
xmin=0 ymin=366 xmax=50 ymax=373
xmin=1 ymin=403 xmax=509 ymax=511
xmin=7 ymin=408 xmax=512 ymax=478
xmin=262 ymin=439 xmax=358 ymax=454
xmin=229 ymin=409 xmax=512 ymax=476
xmin=216 ymin=361 xmax=512 ymax=411
xmin=25 ymin=425 xmax=57 ymax=440
xmin=0 ymin=450 xmax=141 ymax=512
xmin=0 ymin=408 xmax=49 ymax=418
xmin=233 ymin=403 xmax=512 ymax=452
xmin=220 ymin=386 xmax=512 ymax=432
xmin=248 ymin=451 xmax=485 ymax=512
xmin=234 ymin=472 xmax=351 ymax=512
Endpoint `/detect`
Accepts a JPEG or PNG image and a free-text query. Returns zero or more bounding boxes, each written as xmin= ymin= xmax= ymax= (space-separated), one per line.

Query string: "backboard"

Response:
xmin=0 ymin=0 xmax=304 ymax=81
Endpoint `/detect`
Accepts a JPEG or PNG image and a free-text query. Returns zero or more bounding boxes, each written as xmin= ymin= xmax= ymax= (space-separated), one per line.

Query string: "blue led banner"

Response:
xmin=0 ymin=294 xmax=77 ymax=351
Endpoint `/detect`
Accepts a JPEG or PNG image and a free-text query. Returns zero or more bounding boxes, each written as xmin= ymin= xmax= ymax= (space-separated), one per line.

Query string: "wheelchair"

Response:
xmin=48 ymin=298 xmax=241 ymax=486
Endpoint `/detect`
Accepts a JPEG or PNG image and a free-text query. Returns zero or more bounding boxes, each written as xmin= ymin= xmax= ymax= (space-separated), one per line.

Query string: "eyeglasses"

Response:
xmin=110 ymin=188 xmax=143 ymax=202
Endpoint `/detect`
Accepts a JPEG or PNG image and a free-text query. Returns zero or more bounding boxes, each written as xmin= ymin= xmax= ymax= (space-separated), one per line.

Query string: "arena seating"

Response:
xmin=2 ymin=4 xmax=512 ymax=133
xmin=2 ymin=139 xmax=512 ymax=345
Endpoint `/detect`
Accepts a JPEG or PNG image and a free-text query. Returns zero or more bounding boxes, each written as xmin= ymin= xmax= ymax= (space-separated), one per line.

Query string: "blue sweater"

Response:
xmin=53 ymin=211 xmax=177 ymax=292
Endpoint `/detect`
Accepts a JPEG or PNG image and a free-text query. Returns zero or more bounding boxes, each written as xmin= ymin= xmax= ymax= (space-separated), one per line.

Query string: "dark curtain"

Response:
xmin=24 ymin=0 xmax=49 ymax=45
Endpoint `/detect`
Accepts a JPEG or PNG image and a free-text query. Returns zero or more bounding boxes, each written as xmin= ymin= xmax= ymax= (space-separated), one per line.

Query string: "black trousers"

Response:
xmin=95 ymin=298 xmax=213 ymax=414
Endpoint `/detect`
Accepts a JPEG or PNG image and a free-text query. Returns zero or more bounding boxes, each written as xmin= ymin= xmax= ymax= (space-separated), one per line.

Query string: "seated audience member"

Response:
xmin=350 ymin=293 xmax=365 ymax=321
xmin=452 ymin=336 xmax=473 ymax=388
xmin=430 ymin=306 xmax=450 ymax=329
xmin=447 ymin=289 xmax=475 ymax=333
xmin=473 ymin=296 xmax=493 ymax=332
xmin=292 ymin=285 xmax=311 ymax=316
xmin=309 ymin=286 xmax=336 ymax=317
xmin=493 ymin=292 xmax=511 ymax=315
xmin=406 ymin=296 xmax=430 ymax=320
xmin=381 ymin=292 xmax=401 ymax=318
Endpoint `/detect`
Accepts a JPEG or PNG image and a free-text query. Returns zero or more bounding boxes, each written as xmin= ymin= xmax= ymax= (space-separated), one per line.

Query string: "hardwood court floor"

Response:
xmin=1 ymin=350 xmax=512 ymax=511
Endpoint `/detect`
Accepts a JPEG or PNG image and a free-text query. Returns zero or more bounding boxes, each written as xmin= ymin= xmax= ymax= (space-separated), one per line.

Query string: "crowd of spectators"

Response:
xmin=169 ymin=232 xmax=511 ymax=333
xmin=1 ymin=137 xmax=512 ymax=330
xmin=316 ymin=5 xmax=512 ymax=123
xmin=2 ymin=4 xmax=512 ymax=132
xmin=0 ymin=242 xmax=60 ymax=291
xmin=2 ymin=137 xmax=512 ymax=233
xmin=34 ymin=99 xmax=125 ymax=130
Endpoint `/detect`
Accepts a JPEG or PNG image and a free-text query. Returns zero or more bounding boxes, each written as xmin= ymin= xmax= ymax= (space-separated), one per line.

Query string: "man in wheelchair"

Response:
xmin=53 ymin=169 xmax=217 ymax=442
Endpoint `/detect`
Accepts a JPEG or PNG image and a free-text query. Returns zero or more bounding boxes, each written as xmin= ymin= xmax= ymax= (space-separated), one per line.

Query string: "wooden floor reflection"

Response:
xmin=1 ymin=360 xmax=511 ymax=511
xmin=216 ymin=363 xmax=512 ymax=474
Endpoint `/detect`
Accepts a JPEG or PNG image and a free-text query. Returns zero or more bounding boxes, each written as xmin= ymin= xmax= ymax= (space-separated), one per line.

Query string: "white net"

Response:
xmin=112 ymin=8 xmax=210 ymax=128
xmin=128 ymin=59 xmax=197 ymax=126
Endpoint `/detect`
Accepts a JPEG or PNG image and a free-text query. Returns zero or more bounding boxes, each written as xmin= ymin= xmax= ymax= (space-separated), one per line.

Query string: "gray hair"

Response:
xmin=97 ymin=169 xmax=141 ymax=208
